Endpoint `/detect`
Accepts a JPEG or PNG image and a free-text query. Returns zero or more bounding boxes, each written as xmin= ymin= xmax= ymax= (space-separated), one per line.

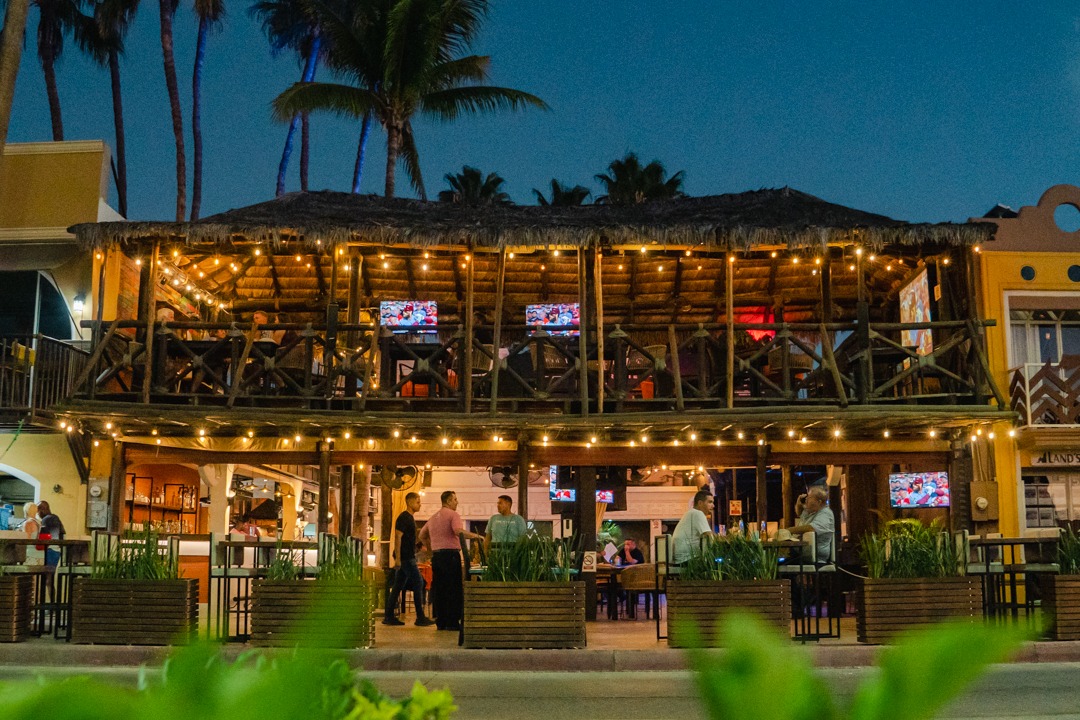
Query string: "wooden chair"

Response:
xmin=619 ymin=563 xmax=658 ymax=619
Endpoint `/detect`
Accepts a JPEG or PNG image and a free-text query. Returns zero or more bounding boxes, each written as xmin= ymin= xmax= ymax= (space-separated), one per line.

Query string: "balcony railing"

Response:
xmin=0 ymin=335 xmax=90 ymax=418
xmin=1010 ymin=358 xmax=1080 ymax=427
xmin=69 ymin=317 xmax=1002 ymax=416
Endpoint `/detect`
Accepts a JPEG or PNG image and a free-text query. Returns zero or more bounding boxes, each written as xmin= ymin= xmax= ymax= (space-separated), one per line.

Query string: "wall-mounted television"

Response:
xmin=547 ymin=487 xmax=616 ymax=503
xmin=595 ymin=490 xmax=615 ymax=504
xmin=899 ymin=269 xmax=933 ymax=355
xmin=380 ymin=300 xmax=438 ymax=333
xmin=889 ymin=471 xmax=950 ymax=508
xmin=526 ymin=302 xmax=580 ymax=336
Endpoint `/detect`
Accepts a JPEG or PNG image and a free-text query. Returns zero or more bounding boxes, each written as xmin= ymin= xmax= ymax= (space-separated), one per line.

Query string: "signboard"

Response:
xmin=728 ymin=500 xmax=743 ymax=516
xmin=1031 ymin=451 xmax=1080 ymax=467
xmin=581 ymin=550 xmax=596 ymax=573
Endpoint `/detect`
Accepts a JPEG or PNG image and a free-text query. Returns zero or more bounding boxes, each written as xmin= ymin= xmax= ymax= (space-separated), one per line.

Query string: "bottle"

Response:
xmin=738 ymin=520 xmax=745 ymax=536
xmin=760 ymin=521 xmax=768 ymax=540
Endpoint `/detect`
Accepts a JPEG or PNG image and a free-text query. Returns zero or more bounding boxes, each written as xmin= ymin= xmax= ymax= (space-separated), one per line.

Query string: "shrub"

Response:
xmin=859 ymin=519 xmax=961 ymax=579
xmin=1058 ymin=526 xmax=1080 ymax=575
xmin=482 ymin=533 xmax=577 ymax=582
xmin=681 ymin=534 xmax=779 ymax=581
xmin=93 ymin=530 xmax=178 ymax=580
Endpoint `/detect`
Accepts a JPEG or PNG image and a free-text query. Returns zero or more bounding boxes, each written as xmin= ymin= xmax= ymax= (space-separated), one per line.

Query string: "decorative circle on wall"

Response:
xmin=1070 ymin=265 xmax=1080 ymax=282
xmin=1021 ymin=265 xmax=1037 ymax=281
xmin=1054 ymin=203 xmax=1080 ymax=233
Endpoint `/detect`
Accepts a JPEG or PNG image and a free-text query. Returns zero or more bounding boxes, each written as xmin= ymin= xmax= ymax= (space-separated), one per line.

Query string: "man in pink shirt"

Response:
xmin=419 ymin=490 xmax=481 ymax=631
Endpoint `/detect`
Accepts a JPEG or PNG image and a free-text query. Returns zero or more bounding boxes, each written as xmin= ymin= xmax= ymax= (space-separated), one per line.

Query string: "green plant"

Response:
xmin=265 ymin=545 xmax=302 ymax=581
xmin=0 ymin=641 xmax=455 ymax=719
xmin=686 ymin=611 xmax=1028 ymax=720
xmin=681 ymin=535 xmax=779 ymax=581
xmin=319 ymin=538 xmax=364 ymax=583
xmin=93 ymin=530 xmax=178 ymax=580
xmin=596 ymin=520 xmax=622 ymax=553
xmin=858 ymin=519 xmax=961 ymax=579
xmin=483 ymin=533 xmax=578 ymax=582
xmin=1058 ymin=526 xmax=1080 ymax=575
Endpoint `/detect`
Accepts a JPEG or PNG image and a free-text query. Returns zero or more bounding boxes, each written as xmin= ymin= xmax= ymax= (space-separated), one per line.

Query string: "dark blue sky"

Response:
xmin=8 ymin=1 xmax=1080 ymax=222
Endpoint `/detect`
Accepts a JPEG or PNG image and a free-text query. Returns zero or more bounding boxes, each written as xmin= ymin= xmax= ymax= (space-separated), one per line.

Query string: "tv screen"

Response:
xmin=550 ymin=487 xmax=575 ymax=501
xmin=380 ymin=300 xmax=438 ymax=333
xmin=526 ymin=302 xmax=580 ymax=336
xmin=889 ymin=471 xmax=950 ymax=508
xmin=899 ymin=269 xmax=933 ymax=355
xmin=595 ymin=490 xmax=615 ymax=504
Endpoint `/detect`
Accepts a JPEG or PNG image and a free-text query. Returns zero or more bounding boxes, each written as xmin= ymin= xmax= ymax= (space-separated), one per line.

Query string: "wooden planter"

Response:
xmin=857 ymin=576 xmax=983 ymax=644
xmin=464 ymin=581 xmax=586 ymax=649
xmin=251 ymin=579 xmax=375 ymax=648
xmin=0 ymin=575 xmax=33 ymax=642
xmin=71 ymin=578 xmax=198 ymax=645
xmin=1042 ymin=574 xmax=1080 ymax=641
xmin=666 ymin=579 xmax=791 ymax=648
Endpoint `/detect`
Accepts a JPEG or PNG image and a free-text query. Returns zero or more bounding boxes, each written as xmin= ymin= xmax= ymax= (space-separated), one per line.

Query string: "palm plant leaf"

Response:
xmin=421 ymin=85 xmax=546 ymax=120
xmin=272 ymin=81 xmax=379 ymax=122
xmin=398 ymin=120 xmax=427 ymax=199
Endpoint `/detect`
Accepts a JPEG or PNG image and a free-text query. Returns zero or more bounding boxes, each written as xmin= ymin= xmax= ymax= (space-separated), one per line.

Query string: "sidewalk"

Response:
xmin=1 ymin=615 xmax=1078 ymax=672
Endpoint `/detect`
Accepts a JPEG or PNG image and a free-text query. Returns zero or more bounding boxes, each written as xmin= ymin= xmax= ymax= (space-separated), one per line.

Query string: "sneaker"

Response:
xmin=381 ymin=617 xmax=405 ymax=626
xmin=415 ymin=617 xmax=435 ymax=627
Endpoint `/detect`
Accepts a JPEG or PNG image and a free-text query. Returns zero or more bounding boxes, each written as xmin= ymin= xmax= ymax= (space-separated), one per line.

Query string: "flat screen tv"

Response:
xmin=526 ymin=302 xmax=580 ymax=336
xmin=548 ymin=487 xmax=616 ymax=503
xmin=889 ymin=471 xmax=950 ymax=508
xmin=380 ymin=300 xmax=438 ymax=333
xmin=595 ymin=490 xmax=615 ymax=504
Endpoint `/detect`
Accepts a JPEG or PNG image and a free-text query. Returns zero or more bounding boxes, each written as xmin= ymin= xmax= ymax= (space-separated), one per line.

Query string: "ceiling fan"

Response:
xmin=489 ymin=466 xmax=518 ymax=488
xmin=374 ymin=465 xmax=418 ymax=490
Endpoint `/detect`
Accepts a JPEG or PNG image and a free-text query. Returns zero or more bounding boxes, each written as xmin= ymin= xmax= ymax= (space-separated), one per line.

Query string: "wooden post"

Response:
xmin=345 ymin=250 xmax=361 ymax=399
xmin=140 ymin=241 xmax=160 ymax=404
xmin=756 ymin=442 xmax=769 ymax=525
xmin=820 ymin=248 xmax=833 ymax=324
xmin=339 ymin=464 xmax=354 ymax=538
xmin=108 ymin=441 xmax=125 ymax=532
xmin=781 ymin=464 xmax=793 ymax=529
xmin=577 ymin=248 xmax=589 ymax=416
xmin=668 ymin=324 xmax=685 ymax=411
xmin=725 ymin=254 xmax=735 ymax=409
xmin=517 ymin=440 xmax=530 ymax=520
xmin=354 ymin=465 xmax=370 ymax=542
xmin=573 ymin=466 xmax=598 ymax=620
xmin=380 ymin=484 xmax=393 ymax=566
xmin=593 ymin=245 xmax=605 ymax=413
xmin=317 ymin=440 xmax=331 ymax=535
xmin=489 ymin=248 xmax=507 ymax=416
xmin=463 ymin=251 xmax=475 ymax=413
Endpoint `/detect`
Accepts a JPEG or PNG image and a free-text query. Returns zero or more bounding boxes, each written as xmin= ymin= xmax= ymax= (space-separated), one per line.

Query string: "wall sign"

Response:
xmin=728 ymin=500 xmax=743 ymax=516
xmin=1031 ymin=451 xmax=1080 ymax=467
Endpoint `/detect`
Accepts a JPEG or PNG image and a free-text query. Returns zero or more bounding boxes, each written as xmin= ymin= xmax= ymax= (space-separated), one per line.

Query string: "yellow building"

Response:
xmin=0 ymin=140 xmax=123 ymax=536
xmin=977 ymin=184 xmax=1080 ymax=537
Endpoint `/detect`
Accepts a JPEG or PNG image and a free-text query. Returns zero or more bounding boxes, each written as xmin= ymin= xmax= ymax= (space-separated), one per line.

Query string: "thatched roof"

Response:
xmin=71 ymin=187 xmax=992 ymax=251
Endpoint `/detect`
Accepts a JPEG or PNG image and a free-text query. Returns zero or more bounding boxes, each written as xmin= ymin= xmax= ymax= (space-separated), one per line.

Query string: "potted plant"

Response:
xmin=666 ymin=533 xmax=789 ymax=647
xmin=250 ymin=539 xmax=375 ymax=648
xmin=463 ymin=533 xmax=584 ymax=649
xmin=856 ymin=519 xmax=981 ymax=644
xmin=1043 ymin=527 xmax=1080 ymax=640
xmin=71 ymin=531 xmax=198 ymax=645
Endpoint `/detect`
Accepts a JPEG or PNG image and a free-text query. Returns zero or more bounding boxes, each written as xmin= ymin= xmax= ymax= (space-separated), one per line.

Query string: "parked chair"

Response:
xmin=619 ymin=563 xmax=658 ymax=619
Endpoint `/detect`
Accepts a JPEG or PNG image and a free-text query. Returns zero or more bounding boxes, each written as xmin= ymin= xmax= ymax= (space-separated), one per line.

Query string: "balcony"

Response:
xmin=0 ymin=335 xmax=89 ymax=422
xmin=1010 ymin=357 xmax=1080 ymax=427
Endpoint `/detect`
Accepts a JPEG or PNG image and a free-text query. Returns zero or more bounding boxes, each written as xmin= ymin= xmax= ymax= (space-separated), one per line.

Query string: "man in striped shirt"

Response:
xmin=419 ymin=491 xmax=481 ymax=631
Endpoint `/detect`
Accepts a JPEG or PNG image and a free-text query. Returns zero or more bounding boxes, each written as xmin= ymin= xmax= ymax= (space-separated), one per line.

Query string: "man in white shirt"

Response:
xmin=672 ymin=491 xmax=715 ymax=564
xmin=789 ymin=485 xmax=835 ymax=564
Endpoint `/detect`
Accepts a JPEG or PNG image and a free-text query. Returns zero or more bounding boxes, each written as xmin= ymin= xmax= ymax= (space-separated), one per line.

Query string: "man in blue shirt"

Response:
xmin=484 ymin=495 xmax=527 ymax=552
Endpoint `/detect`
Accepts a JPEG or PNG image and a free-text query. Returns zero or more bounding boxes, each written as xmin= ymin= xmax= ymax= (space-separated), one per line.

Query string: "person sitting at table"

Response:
xmin=484 ymin=495 xmax=526 ymax=553
xmin=22 ymin=502 xmax=43 ymax=566
xmin=252 ymin=310 xmax=285 ymax=343
xmin=616 ymin=537 xmax=645 ymax=565
xmin=788 ymin=485 xmax=834 ymax=565
xmin=672 ymin=490 xmax=715 ymax=565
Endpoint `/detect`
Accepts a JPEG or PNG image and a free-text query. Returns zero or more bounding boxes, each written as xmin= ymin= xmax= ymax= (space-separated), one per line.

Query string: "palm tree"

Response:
xmin=272 ymin=0 xmax=547 ymax=199
xmin=189 ymin=0 xmax=224 ymax=220
xmin=250 ymin=0 xmax=322 ymax=196
xmin=440 ymin=165 xmax=510 ymax=205
xmin=594 ymin=152 xmax=685 ymax=205
xmin=532 ymin=179 xmax=589 ymax=206
xmin=32 ymin=0 xmax=85 ymax=140
xmin=158 ymin=0 xmax=185 ymax=221
xmin=0 ymin=0 xmax=33 ymax=151
xmin=77 ymin=0 xmax=139 ymax=217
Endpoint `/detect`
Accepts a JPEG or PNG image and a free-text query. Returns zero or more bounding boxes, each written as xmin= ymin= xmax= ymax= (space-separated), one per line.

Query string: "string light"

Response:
xmin=787 ymin=429 xmax=796 ymax=438
xmin=736 ymin=431 xmax=744 ymax=440
xmin=757 ymin=438 xmax=765 ymax=446
xmin=294 ymin=434 xmax=302 ymax=443
xmin=929 ymin=429 xmax=937 ymax=438
xmin=883 ymin=430 xmax=890 ymax=438
xmin=1007 ymin=429 xmax=1016 ymax=438
xmin=689 ymin=432 xmax=697 ymax=441
xmin=640 ymin=435 xmax=649 ymax=444
xmin=343 ymin=431 xmax=351 ymax=439
xmin=832 ymin=428 xmax=842 ymax=438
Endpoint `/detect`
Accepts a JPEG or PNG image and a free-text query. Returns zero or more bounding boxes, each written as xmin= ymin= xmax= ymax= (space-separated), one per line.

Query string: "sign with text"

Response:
xmin=728 ymin=500 xmax=743 ymax=516
xmin=1031 ymin=451 xmax=1080 ymax=466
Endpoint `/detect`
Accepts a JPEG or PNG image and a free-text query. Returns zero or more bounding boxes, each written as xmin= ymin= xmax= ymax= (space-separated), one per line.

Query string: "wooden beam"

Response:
xmin=313 ymin=251 xmax=327 ymax=300
xmin=317 ymin=440 xmax=331 ymax=535
xmin=452 ymin=256 xmax=464 ymax=302
xmin=141 ymin=241 xmax=161 ymax=405
xmin=577 ymin=248 xmax=589 ymax=416
xmin=781 ymin=464 xmax=793 ymax=529
xmin=360 ymin=252 xmax=372 ymax=299
xmin=517 ymin=441 xmax=529 ymax=520
xmin=267 ymin=253 xmax=282 ymax=298
xmin=489 ymin=248 xmax=507 ymax=416
xmin=405 ymin=255 xmax=417 ymax=298
xmin=593 ymin=246 xmax=605 ymax=413
xmin=756 ymin=442 xmax=769 ymax=524
xmin=463 ymin=251 xmax=475 ymax=413
xmin=339 ymin=464 xmax=354 ymax=538
xmin=726 ymin=253 xmax=734 ymax=409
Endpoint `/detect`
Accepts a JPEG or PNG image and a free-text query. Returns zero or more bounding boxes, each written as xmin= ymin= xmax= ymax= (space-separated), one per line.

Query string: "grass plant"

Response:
xmin=482 ymin=533 xmax=577 ymax=582
xmin=93 ymin=529 xmax=178 ymax=580
xmin=859 ymin=519 xmax=961 ymax=579
xmin=319 ymin=538 xmax=365 ymax=582
xmin=1057 ymin=526 xmax=1080 ymax=575
xmin=681 ymin=534 xmax=779 ymax=582
xmin=264 ymin=545 xmax=302 ymax=581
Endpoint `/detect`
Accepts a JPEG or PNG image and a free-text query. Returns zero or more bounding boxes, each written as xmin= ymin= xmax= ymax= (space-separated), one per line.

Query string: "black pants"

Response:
xmin=431 ymin=549 xmax=463 ymax=629
xmin=385 ymin=558 xmax=426 ymax=620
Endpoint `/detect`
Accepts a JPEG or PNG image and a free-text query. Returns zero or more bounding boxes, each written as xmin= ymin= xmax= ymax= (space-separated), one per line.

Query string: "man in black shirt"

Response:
xmin=383 ymin=492 xmax=434 ymax=626
xmin=37 ymin=500 xmax=65 ymax=568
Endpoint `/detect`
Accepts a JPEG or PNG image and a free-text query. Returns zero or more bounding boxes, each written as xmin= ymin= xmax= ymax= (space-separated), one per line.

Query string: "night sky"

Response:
xmin=7 ymin=1 xmax=1080 ymax=223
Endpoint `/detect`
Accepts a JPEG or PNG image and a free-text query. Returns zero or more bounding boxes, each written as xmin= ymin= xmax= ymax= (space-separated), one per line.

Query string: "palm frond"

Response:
xmin=421 ymin=85 xmax=547 ymax=120
xmin=272 ymin=81 xmax=379 ymax=123
xmin=399 ymin=120 xmax=427 ymax=200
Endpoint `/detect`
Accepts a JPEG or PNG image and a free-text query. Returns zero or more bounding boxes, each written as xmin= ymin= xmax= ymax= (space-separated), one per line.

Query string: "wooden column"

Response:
xmin=317 ymin=440 xmax=331 ymax=535
xmin=725 ymin=254 xmax=735 ymax=409
xmin=379 ymin=484 xmax=393 ymax=566
xmin=339 ymin=464 xmax=354 ymax=538
xmin=463 ymin=251 xmax=475 ymax=413
xmin=140 ymin=240 xmax=160 ymax=404
xmin=345 ymin=250 xmax=361 ymax=398
xmin=516 ymin=441 xmax=530 ymax=520
xmin=573 ymin=466 xmax=598 ymax=620
xmin=845 ymin=464 xmax=879 ymax=544
xmin=354 ymin=465 xmax=370 ymax=542
xmin=489 ymin=248 xmax=507 ymax=416
xmin=577 ymin=248 xmax=590 ymax=416
xmin=593 ymin=245 xmax=605 ymax=413
xmin=781 ymin=464 xmax=793 ymax=529
xmin=820 ymin=248 xmax=833 ymax=324
xmin=755 ymin=442 xmax=769 ymax=525
xmin=107 ymin=441 xmax=125 ymax=532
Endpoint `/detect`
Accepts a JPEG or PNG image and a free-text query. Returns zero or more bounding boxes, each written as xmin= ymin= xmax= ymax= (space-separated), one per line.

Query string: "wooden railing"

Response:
xmin=70 ymin=318 xmax=1002 ymax=416
xmin=0 ymin=335 xmax=89 ymax=418
xmin=1010 ymin=358 xmax=1080 ymax=427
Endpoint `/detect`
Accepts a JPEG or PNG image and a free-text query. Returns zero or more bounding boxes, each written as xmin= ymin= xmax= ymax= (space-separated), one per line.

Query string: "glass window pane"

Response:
xmin=1011 ymin=325 xmax=1029 ymax=366
xmin=1038 ymin=325 xmax=1057 ymax=363
xmin=1061 ymin=326 xmax=1080 ymax=358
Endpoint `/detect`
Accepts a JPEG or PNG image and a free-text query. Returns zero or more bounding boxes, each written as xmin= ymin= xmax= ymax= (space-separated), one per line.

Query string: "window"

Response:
xmin=1023 ymin=473 xmax=1080 ymax=528
xmin=1009 ymin=307 xmax=1080 ymax=366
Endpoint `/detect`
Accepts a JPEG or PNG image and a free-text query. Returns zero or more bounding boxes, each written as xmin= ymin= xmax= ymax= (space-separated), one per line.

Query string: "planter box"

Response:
xmin=666 ymin=579 xmax=790 ymax=647
xmin=251 ymin=579 xmax=375 ymax=648
xmin=0 ymin=575 xmax=33 ymax=642
xmin=464 ymin=581 xmax=585 ymax=649
xmin=1042 ymin=574 xmax=1080 ymax=641
xmin=857 ymin=576 xmax=983 ymax=644
xmin=71 ymin=578 xmax=198 ymax=645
